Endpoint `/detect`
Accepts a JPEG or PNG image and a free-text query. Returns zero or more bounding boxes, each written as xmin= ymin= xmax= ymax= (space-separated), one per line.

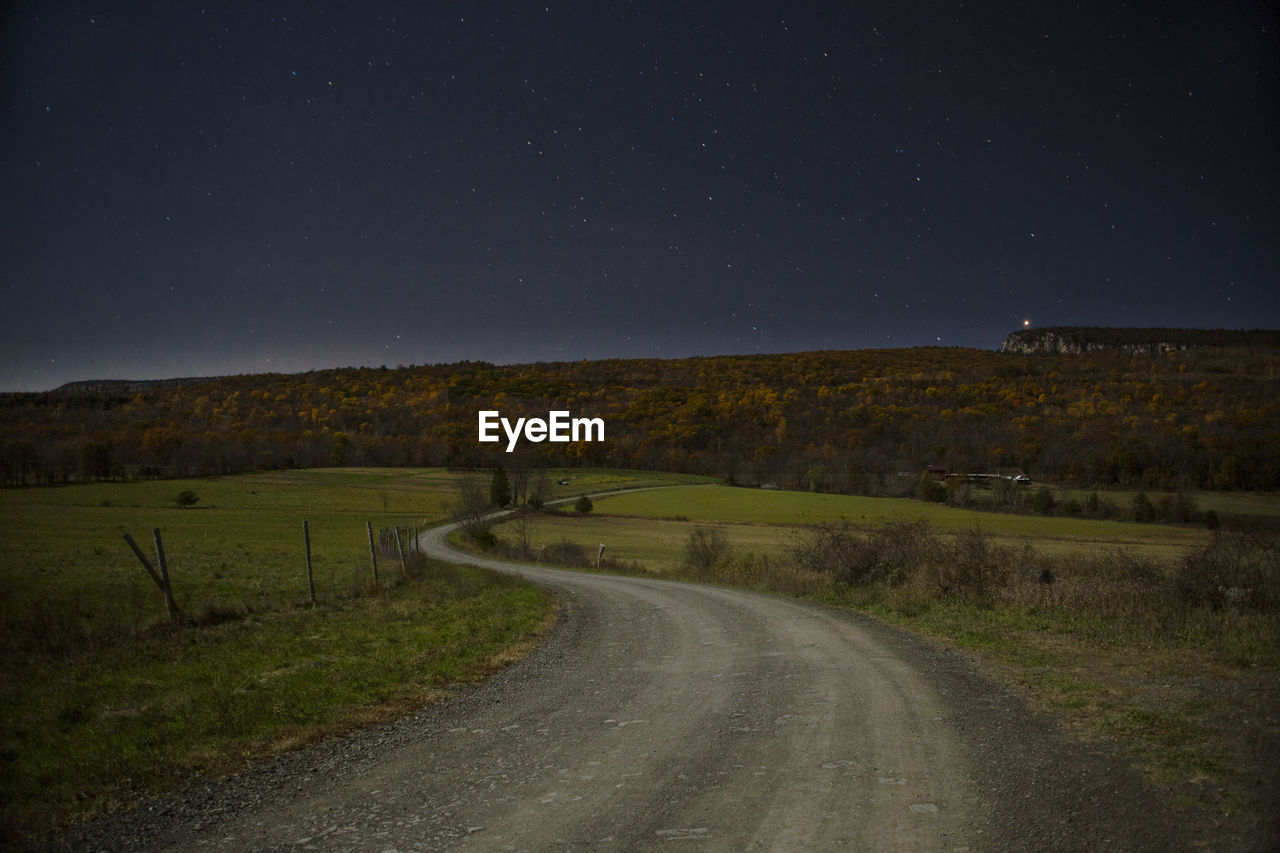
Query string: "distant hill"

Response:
xmin=5 ymin=343 xmax=1279 ymax=493
xmin=1001 ymin=327 xmax=1280 ymax=356
xmin=53 ymin=377 xmax=226 ymax=394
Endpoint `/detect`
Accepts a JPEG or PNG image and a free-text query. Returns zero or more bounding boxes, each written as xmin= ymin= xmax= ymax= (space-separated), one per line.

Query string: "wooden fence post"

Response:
xmin=366 ymin=521 xmax=379 ymax=586
xmin=395 ymin=527 xmax=410 ymax=579
xmin=597 ymin=543 xmax=605 ymax=568
xmin=151 ymin=529 xmax=180 ymax=623
xmin=123 ymin=531 xmax=179 ymax=624
xmin=303 ymin=520 xmax=316 ymax=607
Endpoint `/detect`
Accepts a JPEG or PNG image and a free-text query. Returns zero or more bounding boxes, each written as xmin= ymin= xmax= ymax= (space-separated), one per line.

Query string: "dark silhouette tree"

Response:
xmin=490 ymin=467 xmax=512 ymax=507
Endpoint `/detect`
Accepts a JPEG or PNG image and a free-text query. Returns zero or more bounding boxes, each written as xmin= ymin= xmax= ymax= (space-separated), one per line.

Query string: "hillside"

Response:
xmin=3 ymin=339 xmax=1279 ymax=492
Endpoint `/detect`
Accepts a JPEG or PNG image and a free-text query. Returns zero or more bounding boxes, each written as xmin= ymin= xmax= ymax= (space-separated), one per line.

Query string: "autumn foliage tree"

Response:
xmin=2 ymin=335 xmax=1277 ymax=493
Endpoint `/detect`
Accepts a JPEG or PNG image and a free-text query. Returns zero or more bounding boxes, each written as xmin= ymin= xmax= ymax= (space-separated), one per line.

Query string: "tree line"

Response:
xmin=2 ymin=343 xmax=1278 ymax=492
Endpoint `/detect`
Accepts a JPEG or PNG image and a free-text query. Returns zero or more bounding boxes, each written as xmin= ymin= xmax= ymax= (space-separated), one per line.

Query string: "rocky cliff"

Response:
xmin=1000 ymin=327 xmax=1280 ymax=356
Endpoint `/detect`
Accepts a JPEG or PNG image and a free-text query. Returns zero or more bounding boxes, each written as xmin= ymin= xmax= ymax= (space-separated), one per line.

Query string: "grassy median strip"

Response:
xmin=0 ymin=471 xmax=554 ymax=841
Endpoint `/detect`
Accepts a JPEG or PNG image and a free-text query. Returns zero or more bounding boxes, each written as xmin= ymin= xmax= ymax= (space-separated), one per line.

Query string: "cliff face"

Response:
xmin=52 ymin=377 xmax=224 ymax=394
xmin=1000 ymin=327 xmax=1280 ymax=356
xmin=1000 ymin=330 xmax=1188 ymax=356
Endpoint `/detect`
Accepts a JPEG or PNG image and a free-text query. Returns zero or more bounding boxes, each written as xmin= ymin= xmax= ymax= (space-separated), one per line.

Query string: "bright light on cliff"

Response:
xmin=1023 ymin=319 xmax=1031 ymax=328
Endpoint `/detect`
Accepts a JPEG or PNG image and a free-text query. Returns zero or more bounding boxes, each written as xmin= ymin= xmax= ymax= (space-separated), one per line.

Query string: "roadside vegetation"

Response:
xmin=466 ymin=485 xmax=1280 ymax=842
xmin=0 ymin=469 xmax=562 ymax=842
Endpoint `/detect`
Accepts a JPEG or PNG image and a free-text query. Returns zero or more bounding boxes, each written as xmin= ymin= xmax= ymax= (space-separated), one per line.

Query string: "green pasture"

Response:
xmin=0 ymin=467 xmax=701 ymax=629
xmin=533 ymin=467 xmax=717 ymax=501
xmin=0 ymin=469 xmax=453 ymax=626
xmin=591 ymin=485 xmax=1211 ymax=561
xmin=1047 ymin=486 xmax=1280 ymax=520
xmin=0 ymin=468 xmax=562 ymax=839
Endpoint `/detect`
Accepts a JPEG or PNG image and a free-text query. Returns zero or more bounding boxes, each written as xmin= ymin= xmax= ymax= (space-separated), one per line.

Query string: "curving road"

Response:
xmin=53 ymin=520 xmax=1188 ymax=852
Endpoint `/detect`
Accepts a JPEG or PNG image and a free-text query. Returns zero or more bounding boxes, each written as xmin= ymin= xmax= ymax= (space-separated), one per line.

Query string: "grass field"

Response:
xmin=0 ymin=469 xmax=452 ymax=625
xmin=0 ymin=467 xmax=710 ymax=633
xmin=1 ymin=468 xmax=560 ymax=840
xmin=1047 ymin=486 xmax=1280 ymax=521
xmin=593 ymin=485 xmax=1213 ymax=562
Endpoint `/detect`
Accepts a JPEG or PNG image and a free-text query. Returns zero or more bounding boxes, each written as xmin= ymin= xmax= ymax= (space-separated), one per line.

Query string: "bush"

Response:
xmin=790 ymin=522 xmax=873 ymax=584
xmin=1085 ymin=491 xmax=1121 ymax=519
xmin=174 ymin=489 xmax=199 ymax=508
xmin=1033 ymin=486 xmax=1054 ymax=516
xmin=1132 ymin=491 xmax=1155 ymax=523
xmin=941 ymin=527 xmax=1007 ymax=599
xmin=460 ymin=527 xmax=496 ymax=549
xmin=684 ymin=526 xmax=731 ymax=572
xmin=542 ymin=537 xmax=590 ymax=567
xmin=1176 ymin=533 xmax=1278 ymax=611
xmin=574 ymin=494 xmax=594 ymax=514
xmin=452 ymin=477 xmax=494 ymax=541
xmin=790 ymin=519 xmax=939 ymax=586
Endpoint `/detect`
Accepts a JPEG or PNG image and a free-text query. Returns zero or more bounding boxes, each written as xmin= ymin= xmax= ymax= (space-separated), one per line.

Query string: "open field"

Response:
xmin=0 ymin=469 xmax=453 ymax=622
xmin=0 ymin=467 xmax=710 ymax=632
xmin=0 ymin=469 xmax=574 ymax=839
xmin=478 ymin=485 xmax=1279 ymax=839
xmin=594 ymin=484 xmax=1214 ymax=562
xmin=1045 ymin=486 xmax=1280 ymax=521
xmin=529 ymin=467 xmax=718 ymax=499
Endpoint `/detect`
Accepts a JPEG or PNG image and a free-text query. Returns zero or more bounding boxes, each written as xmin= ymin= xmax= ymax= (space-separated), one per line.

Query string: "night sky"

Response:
xmin=3 ymin=1 xmax=1277 ymax=391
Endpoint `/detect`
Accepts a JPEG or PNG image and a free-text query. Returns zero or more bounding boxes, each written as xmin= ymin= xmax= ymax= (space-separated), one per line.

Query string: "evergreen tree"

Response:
xmin=1033 ymin=486 xmax=1054 ymax=516
xmin=490 ymin=467 xmax=512 ymax=507
xmin=1131 ymin=491 xmax=1155 ymax=523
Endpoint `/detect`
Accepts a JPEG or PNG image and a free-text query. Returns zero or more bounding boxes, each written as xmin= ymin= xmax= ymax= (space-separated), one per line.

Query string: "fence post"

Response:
xmin=395 ymin=527 xmax=410 ymax=579
xmin=123 ymin=532 xmax=179 ymax=624
xmin=597 ymin=543 xmax=605 ymax=568
xmin=303 ymin=520 xmax=316 ymax=607
xmin=366 ymin=521 xmax=379 ymax=586
xmin=152 ymin=529 xmax=180 ymax=624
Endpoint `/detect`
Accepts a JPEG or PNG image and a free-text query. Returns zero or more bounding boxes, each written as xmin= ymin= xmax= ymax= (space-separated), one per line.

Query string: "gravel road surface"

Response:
xmin=47 ymin=522 xmax=1192 ymax=851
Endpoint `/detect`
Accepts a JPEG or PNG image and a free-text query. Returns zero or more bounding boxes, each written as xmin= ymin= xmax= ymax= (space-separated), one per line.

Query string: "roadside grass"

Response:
xmin=480 ymin=489 xmax=1279 ymax=843
xmin=0 ymin=469 xmax=554 ymax=841
xmin=488 ymin=512 xmax=794 ymax=574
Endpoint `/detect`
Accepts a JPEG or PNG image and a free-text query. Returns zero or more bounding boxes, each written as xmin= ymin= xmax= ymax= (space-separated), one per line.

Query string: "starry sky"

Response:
xmin=3 ymin=1 xmax=1277 ymax=391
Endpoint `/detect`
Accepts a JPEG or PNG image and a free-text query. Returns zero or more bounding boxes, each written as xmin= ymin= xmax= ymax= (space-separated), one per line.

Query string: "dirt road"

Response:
xmin=52 ymin=522 xmax=1188 ymax=851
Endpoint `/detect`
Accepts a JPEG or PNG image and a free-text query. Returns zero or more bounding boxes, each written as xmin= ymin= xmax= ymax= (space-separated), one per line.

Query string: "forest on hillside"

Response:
xmin=2 ymin=343 xmax=1278 ymax=493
